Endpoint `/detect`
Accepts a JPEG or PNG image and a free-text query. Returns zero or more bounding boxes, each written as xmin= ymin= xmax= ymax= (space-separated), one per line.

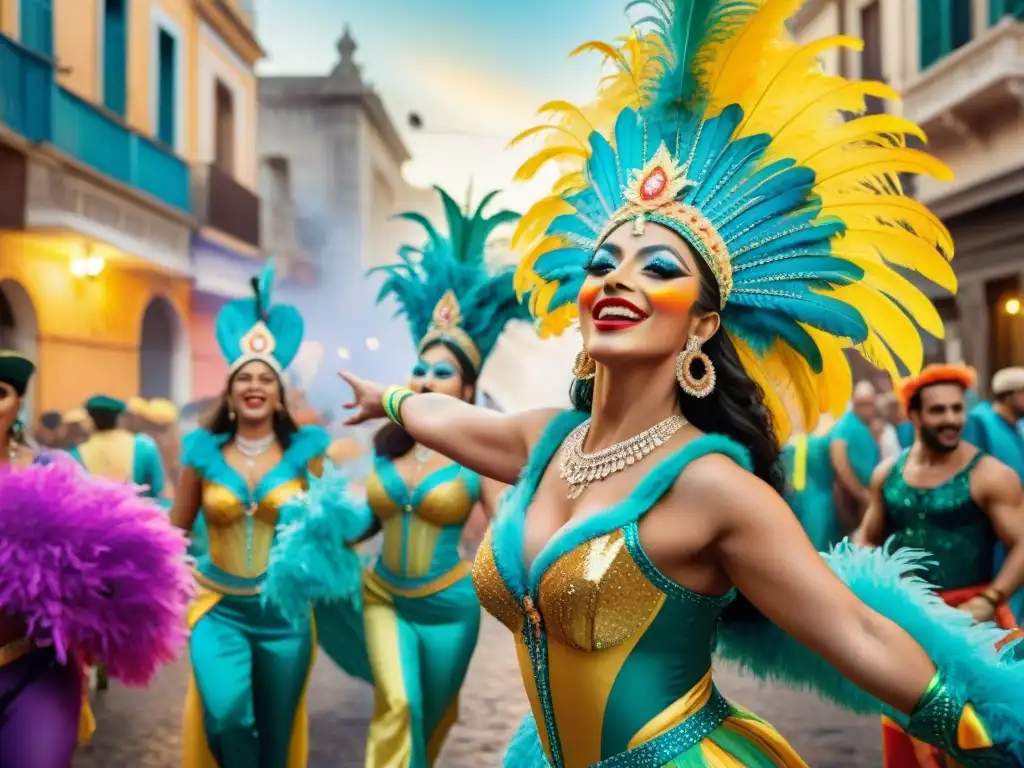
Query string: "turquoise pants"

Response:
xmin=190 ymin=594 xmax=313 ymax=768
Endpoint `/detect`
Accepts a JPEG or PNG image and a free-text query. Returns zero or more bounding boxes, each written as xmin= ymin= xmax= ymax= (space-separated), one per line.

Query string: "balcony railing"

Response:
xmin=0 ymin=34 xmax=190 ymax=214
xmin=193 ymin=163 xmax=260 ymax=247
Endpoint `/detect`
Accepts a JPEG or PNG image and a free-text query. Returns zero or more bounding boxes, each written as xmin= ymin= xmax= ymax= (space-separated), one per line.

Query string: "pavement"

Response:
xmin=73 ymin=613 xmax=882 ymax=767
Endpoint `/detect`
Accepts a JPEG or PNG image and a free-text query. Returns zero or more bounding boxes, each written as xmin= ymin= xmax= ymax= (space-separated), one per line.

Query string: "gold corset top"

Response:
xmin=473 ymin=527 xmax=665 ymax=651
xmin=366 ymin=460 xmax=477 ymax=579
xmin=201 ymin=478 xmax=305 ymax=577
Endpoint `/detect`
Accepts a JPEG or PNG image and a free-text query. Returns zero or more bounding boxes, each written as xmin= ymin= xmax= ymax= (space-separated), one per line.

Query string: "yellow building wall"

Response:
xmin=197 ymin=27 xmax=258 ymax=189
xmin=53 ymin=0 xmax=100 ymax=102
xmin=1 ymin=0 xmax=19 ymax=39
xmin=0 ymin=233 xmax=191 ymax=414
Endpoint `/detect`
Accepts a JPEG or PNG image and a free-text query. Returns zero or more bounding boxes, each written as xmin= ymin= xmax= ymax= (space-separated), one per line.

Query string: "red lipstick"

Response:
xmin=592 ymin=297 xmax=649 ymax=332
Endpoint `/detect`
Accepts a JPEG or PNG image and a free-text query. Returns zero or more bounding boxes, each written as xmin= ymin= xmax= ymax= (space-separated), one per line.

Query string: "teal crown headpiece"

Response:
xmin=215 ymin=260 xmax=304 ymax=375
xmin=0 ymin=350 xmax=35 ymax=396
xmin=374 ymin=186 xmax=528 ymax=375
xmin=511 ymin=0 xmax=955 ymax=441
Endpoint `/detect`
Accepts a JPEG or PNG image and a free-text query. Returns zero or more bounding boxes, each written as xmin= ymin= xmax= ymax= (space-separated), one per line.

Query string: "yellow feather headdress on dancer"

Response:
xmin=510 ymin=0 xmax=955 ymax=441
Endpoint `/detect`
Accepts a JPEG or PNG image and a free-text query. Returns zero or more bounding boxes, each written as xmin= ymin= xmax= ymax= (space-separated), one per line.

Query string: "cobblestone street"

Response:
xmin=74 ymin=613 xmax=881 ymax=767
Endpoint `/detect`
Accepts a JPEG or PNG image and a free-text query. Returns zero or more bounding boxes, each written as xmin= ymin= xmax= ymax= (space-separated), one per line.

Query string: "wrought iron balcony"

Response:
xmin=0 ymin=33 xmax=190 ymax=214
xmin=192 ymin=163 xmax=261 ymax=248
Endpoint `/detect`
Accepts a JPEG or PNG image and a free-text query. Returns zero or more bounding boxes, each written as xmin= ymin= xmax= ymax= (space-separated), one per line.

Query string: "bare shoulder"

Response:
xmin=517 ymin=407 xmax=574 ymax=445
xmin=670 ymin=450 xmax=778 ymax=525
xmin=870 ymin=455 xmax=898 ymax=487
xmin=974 ymin=453 xmax=1021 ymax=492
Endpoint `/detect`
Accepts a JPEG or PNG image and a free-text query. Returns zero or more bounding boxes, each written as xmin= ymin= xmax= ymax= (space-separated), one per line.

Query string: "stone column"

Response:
xmin=955 ymin=278 xmax=989 ymax=393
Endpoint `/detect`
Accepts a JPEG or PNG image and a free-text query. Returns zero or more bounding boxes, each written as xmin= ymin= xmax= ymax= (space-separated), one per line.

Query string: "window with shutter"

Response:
xmin=102 ymin=0 xmax=128 ymax=117
xmin=20 ymin=0 xmax=53 ymax=57
xmin=919 ymin=0 xmax=975 ymax=71
xmin=156 ymin=28 xmax=176 ymax=148
xmin=990 ymin=0 xmax=1024 ymax=23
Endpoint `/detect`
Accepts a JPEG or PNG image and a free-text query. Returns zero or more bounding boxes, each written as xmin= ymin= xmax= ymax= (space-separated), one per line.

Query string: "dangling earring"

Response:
xmin=573 ymin=348 xmax=596 ymax=381
xmin=8 ymin=419 xmax=23 ymax=458
xmin=228 ymin=409 xmax=236 ymax=421
xmin=676 ymin=335 xmax=716 ymax=398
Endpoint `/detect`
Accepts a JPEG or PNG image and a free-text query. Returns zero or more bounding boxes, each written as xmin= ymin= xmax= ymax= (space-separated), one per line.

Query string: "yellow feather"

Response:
xmin=507 ymin=123 xmax=585 ymax=150
xmin=818 ymin=190 xmax=952 ymax=253
xmin=810 ymin=147 xmax=954 ymax=190
xmin=735 ymin=35 xmax=864 ymax=138
xmin=513 ymin=145 xmax=590 ymax=183
xmin=774 ymin=114 xmax=926 ymax=169
xmin=512 ymin=197 xmax=572 ymax=251
xmin=766 ymin=81 xmax=902 ymax=147
xmin=553 ymin=171 xmax=587 ymax=196
xmin=828 ymin=282 xmax=923 ymax=372
xmin=857 ymin=331 xmax=902 ymax=382
xmin=832 ymin=229 xmax=956 ymax=292
xmin=805 ymin=327 xmax=853 ymax=417
xmin=842 ymin=256 xmax=945 ymax=337
xmin=731 ymin=333 xmax=794 ymax=443
xmin=767 ymin=342 xmax=822 ymax=434
xmin=570 ymin=40 xmax=628 ymax=68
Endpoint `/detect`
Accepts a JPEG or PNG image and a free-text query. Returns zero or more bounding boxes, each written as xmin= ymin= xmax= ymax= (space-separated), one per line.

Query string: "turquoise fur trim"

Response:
xmin=263 ymin=459 xmax=368 ymax=627
xmin=717 ymin=539 xmax=1024 ymax=761
xmin=181 ymin=426 xmax=329 ymax=478
xmin=503 ymin=714 xmax=551 ymax=767
xmin=490 ymin=410 xmax=587 ymax=598
xmin=374 ymin=186 xmax=529 ymax=370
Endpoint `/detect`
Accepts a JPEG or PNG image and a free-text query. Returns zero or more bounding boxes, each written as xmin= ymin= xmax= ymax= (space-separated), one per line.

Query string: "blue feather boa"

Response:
xmin=263 ymin=461 xmax=373 ymax=626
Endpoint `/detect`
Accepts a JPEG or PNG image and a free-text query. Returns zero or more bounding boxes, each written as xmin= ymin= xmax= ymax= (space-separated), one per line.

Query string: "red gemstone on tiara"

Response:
xmin=251 ymin=335 xmax=267 ymax=352
xmin=640 ymin=168 xmax=667 ymax=200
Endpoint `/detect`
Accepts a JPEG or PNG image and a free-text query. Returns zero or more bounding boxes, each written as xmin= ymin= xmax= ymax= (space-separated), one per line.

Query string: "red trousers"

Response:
xmin=881 ymin=585 xmax=1020 ymax=768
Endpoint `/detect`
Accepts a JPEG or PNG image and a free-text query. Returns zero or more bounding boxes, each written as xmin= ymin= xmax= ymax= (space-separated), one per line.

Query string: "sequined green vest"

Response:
xmin=882 ymin=450 xmax=995 ymax=591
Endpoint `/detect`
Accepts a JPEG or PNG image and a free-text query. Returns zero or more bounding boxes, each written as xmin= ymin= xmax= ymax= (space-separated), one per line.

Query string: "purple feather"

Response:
xmin=0 ymin=453 xmax=193 ymax=685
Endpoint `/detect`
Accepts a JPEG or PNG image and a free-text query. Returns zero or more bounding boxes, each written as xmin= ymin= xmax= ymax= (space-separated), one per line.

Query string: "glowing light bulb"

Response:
xmin=365 ymin=337 xmax=380 ymax=351
xmin=1005 ymin=298 xmax=1021 ymax=316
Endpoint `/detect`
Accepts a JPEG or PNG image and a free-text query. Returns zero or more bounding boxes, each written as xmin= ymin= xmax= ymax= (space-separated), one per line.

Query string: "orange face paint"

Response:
xmin=647 ymin=281 xmax=698 ymax=316
xmin=577 ymin=283 xmax=600 ymax=312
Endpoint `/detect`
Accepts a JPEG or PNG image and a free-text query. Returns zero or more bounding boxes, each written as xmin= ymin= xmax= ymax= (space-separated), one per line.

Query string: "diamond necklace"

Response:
xmin=235 ymin=433 xmax=275 ymax=468
xmin=559 ymin=414 xmax=688 ymax=499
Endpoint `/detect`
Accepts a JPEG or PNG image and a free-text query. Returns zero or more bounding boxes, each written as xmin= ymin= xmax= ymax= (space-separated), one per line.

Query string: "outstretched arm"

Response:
xmin=704 ymin=458 xmax=934 ymax=713
xmin=339 ymin=371 xmax=559 ymax=485
xmin=852 ymin=460 xmax=893 ymax=547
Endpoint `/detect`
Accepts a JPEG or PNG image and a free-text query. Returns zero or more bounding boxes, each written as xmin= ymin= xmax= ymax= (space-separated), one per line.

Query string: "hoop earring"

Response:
xmin=676 ymin=335 xmax=716 ymax=398
xmin=573 ymin=348 xmax=596 ymax=381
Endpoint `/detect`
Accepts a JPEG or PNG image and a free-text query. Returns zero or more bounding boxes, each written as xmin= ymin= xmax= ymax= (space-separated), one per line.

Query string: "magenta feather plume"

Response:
xmin=0 ymin=454 xmax=193 ymax=685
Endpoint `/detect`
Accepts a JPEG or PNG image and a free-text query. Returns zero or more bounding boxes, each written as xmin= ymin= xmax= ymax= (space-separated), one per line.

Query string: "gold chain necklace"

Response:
xmin=559 ymin=414 xmax=688 ymax=499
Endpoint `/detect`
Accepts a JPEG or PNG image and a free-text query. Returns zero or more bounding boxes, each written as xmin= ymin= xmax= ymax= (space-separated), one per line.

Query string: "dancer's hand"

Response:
xmin=338 ymin=370 xmax=387 ymax=425
xmin=958 ymin=596 xmax=996 ymax=623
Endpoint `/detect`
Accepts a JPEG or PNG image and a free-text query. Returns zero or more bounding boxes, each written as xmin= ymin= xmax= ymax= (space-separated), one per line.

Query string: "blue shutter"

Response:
xmin=102 ymin=0 xmax=128 ymax=117
xmin=20 ymin=0 xmax=54 ymax=58
xmin=919 ymin=0 xmax=946 ymax=70
xmin=991 ymin=0 xmax=1024 ymax=23
xmin=950 ymin=0 xmax=972 ymax=50
xmin=156 ymin=29 xmax=176 ymax=148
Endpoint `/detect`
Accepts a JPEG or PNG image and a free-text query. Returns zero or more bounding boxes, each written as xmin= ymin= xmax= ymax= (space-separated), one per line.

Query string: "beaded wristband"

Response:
xmin=381 ymin=386 xmax=414 ymax=428
xmin=889 ymin=670 xmax=1005 ymax=766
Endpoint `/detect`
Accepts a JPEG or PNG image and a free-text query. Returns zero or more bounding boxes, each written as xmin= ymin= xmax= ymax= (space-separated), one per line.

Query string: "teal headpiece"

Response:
xmin=0 ymin=350 xmax=35 ymax=396
xmin=373 ymin=186 xmax=528 ymax=376
xmin=85 ymin=395 xmax=126 ymax=415
xmin=215 ymin=260 xmax=304 ymax=376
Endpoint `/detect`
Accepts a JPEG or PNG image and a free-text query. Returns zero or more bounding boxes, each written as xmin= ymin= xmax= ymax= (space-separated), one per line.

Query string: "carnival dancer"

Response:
xmin=327 ymin=2 xmax=1024 ymax=765
xmin=68 ymin=395 xmax=166 ymax=501
xmin=964 ymin=366 xmax=1024 ymax=619
xmin=147 ymin=397 xmax=184 ymax=492
xmin=62 ymin=407 xmax=91 ymax=449
xmin=266 ymin=186 xmax=524 ymax=768
xmin=855 ymin=364 xmax=1024 ymax=767
xmin=170 ymin=262 xmax=330 ymax=768
xmin=0 ymin=349 xmax=192 ymax=765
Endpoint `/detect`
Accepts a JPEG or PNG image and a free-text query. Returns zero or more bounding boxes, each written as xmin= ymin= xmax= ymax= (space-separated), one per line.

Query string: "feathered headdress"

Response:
xmin=374 ymin=186 xmax=528 ymax=375
xmin=510 ymin=0 xmax=955 ymax=441
xmin=215 ymin=260 xmax=304 ymax=375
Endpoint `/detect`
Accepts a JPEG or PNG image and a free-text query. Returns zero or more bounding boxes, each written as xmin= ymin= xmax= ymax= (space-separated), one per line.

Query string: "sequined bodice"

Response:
xmin=472 ymin=411 xmax=745 ymax=768
xmin=201 ymin=478 xmax=304 ymax=577
xmin=883 ymin=451 xmax=995 ymax=590
xmin=367 ymin=457 xmax=479 ymax=582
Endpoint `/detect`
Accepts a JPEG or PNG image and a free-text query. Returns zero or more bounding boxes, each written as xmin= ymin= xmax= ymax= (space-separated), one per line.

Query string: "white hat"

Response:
xmin=992 ymin=367 xmax=1024 ymax=396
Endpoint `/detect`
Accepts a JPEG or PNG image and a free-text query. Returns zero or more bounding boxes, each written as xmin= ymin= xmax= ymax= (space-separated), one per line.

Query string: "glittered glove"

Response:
xmin=885 ymin=671 xmax=1017 ymax=768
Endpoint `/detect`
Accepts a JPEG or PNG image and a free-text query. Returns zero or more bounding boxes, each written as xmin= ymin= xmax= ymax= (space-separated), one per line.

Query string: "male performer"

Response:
xmin=854 ymin=365 xmax=1024 ymax=767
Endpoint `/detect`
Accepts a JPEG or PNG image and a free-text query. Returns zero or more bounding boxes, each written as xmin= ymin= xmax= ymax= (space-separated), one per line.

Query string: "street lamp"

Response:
xmin=1005 ymin=297 xmax=1021 ymax=316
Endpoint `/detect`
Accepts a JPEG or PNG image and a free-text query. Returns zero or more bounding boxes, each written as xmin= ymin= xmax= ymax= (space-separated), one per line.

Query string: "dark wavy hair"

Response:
xmin=200 ymin=367 xmax=300 ymax=448
xmin=569 ymin=256 xmax=784 ymax=495
xmin=374 ymin=339 xmax=479 ymax=460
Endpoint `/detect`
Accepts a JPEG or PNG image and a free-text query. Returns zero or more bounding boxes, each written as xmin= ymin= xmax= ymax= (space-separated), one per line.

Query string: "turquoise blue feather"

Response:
xmin=263 ymin=460 xmax=371 ymax=627
xmin=373 ymin=185 xmax=529 ymax=369
xmin=717 ymin=539 xmax=1024 ymax=763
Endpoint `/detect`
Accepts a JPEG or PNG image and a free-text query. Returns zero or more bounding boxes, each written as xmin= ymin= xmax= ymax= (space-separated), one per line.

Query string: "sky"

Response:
xmin=254 ymin=0 xmax=627 ymax=211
